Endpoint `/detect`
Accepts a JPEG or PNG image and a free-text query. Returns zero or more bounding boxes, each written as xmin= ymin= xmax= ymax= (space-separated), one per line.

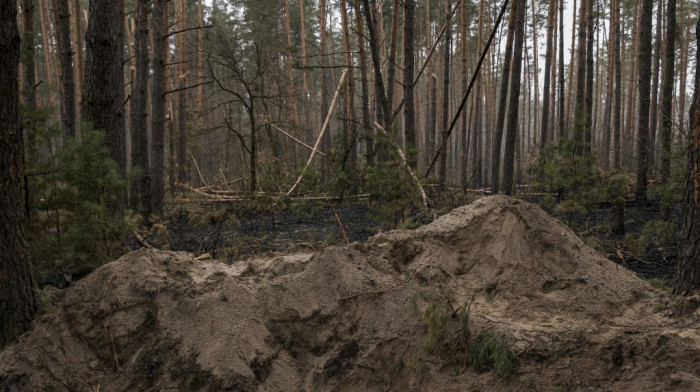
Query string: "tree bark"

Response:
xmin=176 ymin=0 xmax=188 ymax=185
xmin=491 ymin=0 xmax=517 ymax=193
xmin=319 ymin=0 xmax=330 ymax=181
xmin=196 ymin=0 xmax=204 ymax=114
xmin=502 ymin=0 xmax=525 ymax=195
xmin=438 ymin=0 xmax=452 ymax=189
xmin=659 ymin=0 xmax=675 ymax=185
xmin=0 ymin=0 xmax=37 ymax=348
xmin=82 ymin=0 xmax=125 ymax=214
xmin=129 ymin=0 xmax=150 ymax=217
xmin=427 ymin=74 xmax=438 ymax=174
xmin=151 ymin=0 xmax=165 ymax=216
xmin=573 ymin=0 xmax=588 ymax=148
xmin=612 ymin=0 xmax=622 ymax=169
xmin=540 ymin=0 xmax=556 ymax=150
xmin=386 ymin=0 xmax=400 ymax=115
xmin=673 ymin=19 xmax=700 ymax=295
xmin=602 ymin=23 xmax=614 ymax=170
xmin=403 ymin=0 xmax=416 ymax=168
xmin=53 ymin=0 xmax=75 ymax=138
xmin=471 ymin=0 xmax=485 ymax=188
xmin=353 ymin=0 xmax=373 ymax=166
xmin=583 ymin=0 xmax=594 ymax=147
xmin=362 ymin=0 xmax=391 ymax=132
xmin=340 ymin=0 xmax=357 ymax=172
xmin=635 ymin=0 xmax=653 ymax=200
xmin=21 ymin=0 xmax=36 ymax=108
xmin=648 ymin=0 xmax=664 ymax=173
xmin=557 ymin=0 xmax=565 ymax=138
xmin=460 ymin=0 xmax=469 ymax=188
xmin=73 ymin=0 xmax=83 ymax=117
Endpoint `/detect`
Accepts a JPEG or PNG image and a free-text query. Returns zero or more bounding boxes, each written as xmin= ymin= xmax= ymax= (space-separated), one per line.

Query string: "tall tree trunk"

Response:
xmin=659 ymin=0 xmax=675 ymax=185
xmin=130 ymin=0 xmax=150 ymax=217
xmin=249 ymin=98 xmax=257 ymax=192
xmin=648 ymin=0 xmax=664 ymax=173
xmin=503 ymin=0 xmax=525 ymax=195
xmin=427 ymin=74 xmax=438 ymax=173
xmin=557 ymin=0 xmax=565 ymax=138
xmin=602 ymin=23 xmax=614 ymax=170
xmin=39 ymin=0 xmax=58 ymax=108
xmin=573 ymin=0 xmax=588 ymax=148
xmin=673 ymin=18 xmax=699 ymax=295
xmin=460 ymin=0 xmax=469 ymax=188
xmin=340 ymin=0 xmax=358 ymax=172
xmin=677 ymin=0 xmax=688 ymax=140
xmin=151 ymin=0 xmax=165 ymax=216
xmin=624 ymin=2 xmax=640 ymax=170
xmin=362 ymin=0 xmax=391 ymax=132
xmin=612 ymin=0 xmax=622 ymax=169
xmin=354 ymin=0 xmax=373 ymax=166
xmin=299 ymin=0 xmax=309 ymax=101
xmin=403 ymin=0 xmax=416 ymax=168
xmin=284 ymin=0 xmax=300 ymax=135
xmin=635 ymin=0 xmax=653 ymax=200
xmin=540 ymin=0 xmax=556 ymax=150
xmin=82 ymin=0 xmax=125 ymax=214
xmin=196 ymin=0 xmax=204 ymax=114
xmin=471 ymin=0 xmax=485 ymax=188
xmin=73 ymin=0 xmax=83 ymax=117
xmin=530 ymin=0 xmax=539 ymax=148
xmin=176 ymin=0 xmax=188 ymax=185
xmin=21 ymin=0 xmax=36 ymax=108
xmin=491 ymin=0 xmax=518 ymax=193
xmin=386 ymin=0 xmax=400 ymax=115
xmin=319 ymin=0 xmax=330 ymax=181
xmin=0 ymin=0 xmax=37 ymax=348
xmin=564 ymin=0 xmax=577 ymax=130
xmin=438 ymin=0 xmax=452 ymax=189
xmin=583 ymin=0 xmax=594 ymax=147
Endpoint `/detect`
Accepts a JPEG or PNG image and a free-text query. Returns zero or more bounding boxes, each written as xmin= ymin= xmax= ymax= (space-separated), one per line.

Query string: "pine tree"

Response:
xmin=0 ymin=0 xmax=37 ymax=348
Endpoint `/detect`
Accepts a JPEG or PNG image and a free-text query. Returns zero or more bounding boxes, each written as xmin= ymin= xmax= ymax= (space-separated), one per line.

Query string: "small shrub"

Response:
xmin=422 ymin=300 xmax=450 ymax=354
xmin=623 ymin=233 xmax=648 ymax=256
xmin=527 ymin=138 xmax=602 ymax=208
xmin=365 ymin=127 xmax=424 ymax=228
xmin=645 ymin=278 xmax=672 ymax=293
xmin=467 ymin=332 xmax=515 ymax=377
xmin=206 ymin=271 xmax=226 ymax=280
xmin=641 ymin=220 xmax=675 ymax=247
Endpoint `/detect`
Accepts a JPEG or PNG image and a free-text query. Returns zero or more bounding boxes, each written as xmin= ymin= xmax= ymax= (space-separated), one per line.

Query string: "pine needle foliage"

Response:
xmin=467 ymin=331 xmax=515 ymax=377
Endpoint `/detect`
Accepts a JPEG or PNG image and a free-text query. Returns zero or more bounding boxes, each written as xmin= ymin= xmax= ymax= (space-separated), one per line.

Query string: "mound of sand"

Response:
xmin=2 ymin=195 xmax=699 ymax=391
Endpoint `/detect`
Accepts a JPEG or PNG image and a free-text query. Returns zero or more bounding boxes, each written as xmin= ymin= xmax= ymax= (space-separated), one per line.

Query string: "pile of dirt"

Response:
xmin=2 ymin=195 xmax=699 ymax=391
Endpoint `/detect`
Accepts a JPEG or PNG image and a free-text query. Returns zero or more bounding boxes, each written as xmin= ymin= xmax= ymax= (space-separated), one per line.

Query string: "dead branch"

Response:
xmin=164 ymin=24 xmax=213 ymax=38
xmin=132 ymin=231 xmax=155 ymax=249
xmin=189 ymin=151 xmax=209 ymax=189
xmin=164 ymin=80 xmax=213 ymax=96
xmin=267 ymin=122 xmax=328 ymax=157
xmin=287 ymin=68 xmax=349 ymax=197
xmin=322 ymin=191 xmax=350 ymax=245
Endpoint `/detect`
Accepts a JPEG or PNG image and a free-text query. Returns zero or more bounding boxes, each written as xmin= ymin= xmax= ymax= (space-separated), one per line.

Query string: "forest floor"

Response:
xmin=3 ymin=195 xmax=698 ymax=391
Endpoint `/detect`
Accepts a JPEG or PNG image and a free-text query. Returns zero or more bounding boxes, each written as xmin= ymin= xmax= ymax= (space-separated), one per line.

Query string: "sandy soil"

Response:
xmin=1 ymin=195 xmax=699 ymax=391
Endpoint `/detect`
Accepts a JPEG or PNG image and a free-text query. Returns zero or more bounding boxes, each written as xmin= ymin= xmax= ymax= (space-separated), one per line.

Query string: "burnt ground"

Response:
xmin=141 ymin=195 xmax=683 ymax=283
xmin=540 ymin=198 xmax=684 ymax=281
